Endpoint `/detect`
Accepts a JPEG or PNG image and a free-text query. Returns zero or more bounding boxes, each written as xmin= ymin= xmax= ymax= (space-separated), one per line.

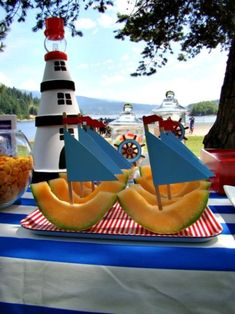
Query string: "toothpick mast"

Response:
xmin=144 ymin=115 xmax=173 ymax=202
xmin=143 ymin=122 xmax=163 ymax=211
xmin=79 ymin=116 xmax=106 ymax=193
xmin=158 ymin=126 xmax=172 ymax=201
xmin=63 ymin=112 xmax=74 ymax=204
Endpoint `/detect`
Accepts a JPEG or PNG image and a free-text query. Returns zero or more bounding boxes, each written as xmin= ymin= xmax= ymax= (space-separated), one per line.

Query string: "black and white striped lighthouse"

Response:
xmin=32 ymin=17 xmax=80 ymax=183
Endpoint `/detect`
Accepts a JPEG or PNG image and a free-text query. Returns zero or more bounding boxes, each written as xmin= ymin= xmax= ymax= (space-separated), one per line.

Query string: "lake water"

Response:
xmin=17 ymin=115 xmax=216 ymax=141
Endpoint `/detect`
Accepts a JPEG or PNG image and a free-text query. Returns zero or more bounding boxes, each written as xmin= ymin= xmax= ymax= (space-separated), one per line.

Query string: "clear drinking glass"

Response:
xmin=0 ymin=130 xmax=33 ymax=209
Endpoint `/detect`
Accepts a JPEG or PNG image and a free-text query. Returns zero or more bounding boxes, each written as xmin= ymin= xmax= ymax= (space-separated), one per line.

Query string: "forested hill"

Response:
xmin=188 ymin=100 xmax=218 ymax=115
xmin=0 ymin=84 xmax=39 ymax=119
xmin=0 ymin=84 xmax=157 ymax=118
xmin=0 ymin=84 xmax=218 ymax=119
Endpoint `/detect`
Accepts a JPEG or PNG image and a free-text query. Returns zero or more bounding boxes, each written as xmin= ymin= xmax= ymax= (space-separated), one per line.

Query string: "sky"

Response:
xmin=0 ymin=0 xmax=229 ymax=107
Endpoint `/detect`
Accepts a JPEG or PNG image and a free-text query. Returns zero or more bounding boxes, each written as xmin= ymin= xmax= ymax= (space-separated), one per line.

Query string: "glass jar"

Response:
xmin=0 ymin=130 xmax=33 ymax=209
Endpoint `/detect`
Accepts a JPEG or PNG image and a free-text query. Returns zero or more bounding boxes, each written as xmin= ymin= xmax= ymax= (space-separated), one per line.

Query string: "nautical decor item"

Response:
xmin=32 ymin=17 xmax=81 ymax=182
xmin=142 ymin=114 xmax=213 ymax=210
xmin=143 ymin=114 xmax=187 ymax=141
xmin=114 ymin=134 xmax=145 ymax=165
xmin=62 ymin=113 xmax=130 ymax=203
xmin=110 ymin=103 xmax=145 ymax=164
xmin=152 ymin=90 xmax=187 ymax=123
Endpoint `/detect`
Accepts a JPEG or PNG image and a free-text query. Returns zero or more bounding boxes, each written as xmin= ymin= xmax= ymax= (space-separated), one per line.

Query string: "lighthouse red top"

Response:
xmin=44 ymin=17 xmax=67 ymax=61
xmin=44 ymin=17 xmax=64 ymax=40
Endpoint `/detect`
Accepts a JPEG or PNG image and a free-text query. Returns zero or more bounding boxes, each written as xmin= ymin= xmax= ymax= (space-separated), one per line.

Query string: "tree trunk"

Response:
xmin=203 ymin=38 xmax=235 ymax=148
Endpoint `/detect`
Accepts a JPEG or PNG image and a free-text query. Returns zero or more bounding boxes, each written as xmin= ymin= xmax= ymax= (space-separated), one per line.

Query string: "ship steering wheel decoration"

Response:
xmin=114 ymin=133 xmax=145 ymax=164
xmin=172 ymin=121 xmax=188 ymax=141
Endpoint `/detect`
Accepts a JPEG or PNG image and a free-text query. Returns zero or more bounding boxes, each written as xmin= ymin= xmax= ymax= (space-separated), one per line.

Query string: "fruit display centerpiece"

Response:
xmin=28 ymin=17 xmax=215 ymax=238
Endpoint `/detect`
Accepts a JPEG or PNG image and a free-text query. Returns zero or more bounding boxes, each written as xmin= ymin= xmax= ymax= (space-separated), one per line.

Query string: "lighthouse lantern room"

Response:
xmin=32 ymin=17 xmax=80 ymax=183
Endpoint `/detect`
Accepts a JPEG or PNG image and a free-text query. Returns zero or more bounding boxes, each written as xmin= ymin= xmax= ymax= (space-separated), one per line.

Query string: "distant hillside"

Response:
xmin=77 ymin=96 xmax=157 ymax=116
xmin=2 ymin=86 xmax=218 ymax=118
xmin=188 ymin=100 xmax=219 ymax=110
xmin=29 ymin=90 xmax=157 ymax=115
xmin=187 ymin=100 xmax=219 ymax=116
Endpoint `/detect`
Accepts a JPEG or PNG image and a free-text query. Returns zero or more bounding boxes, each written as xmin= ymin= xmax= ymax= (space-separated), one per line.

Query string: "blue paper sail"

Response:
xmin=63 ymin=129 xmax=117 ymax=182
xmin=160 ymin=131 xmax=213 ymax=178
xmin=85 ymin=127 xmax=131 ymax=169
xmin=145 ymin=130 xmax=212 ymax=185
xmin=78 ymin=126 xmax=122 ymax=175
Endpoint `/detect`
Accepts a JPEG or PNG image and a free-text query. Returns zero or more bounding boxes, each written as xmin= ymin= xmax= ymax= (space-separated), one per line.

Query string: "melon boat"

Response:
xmin=117 ymin=187 xmax=209 ymax=234
xmin=31 ymin=181 xmax=117 ymax=231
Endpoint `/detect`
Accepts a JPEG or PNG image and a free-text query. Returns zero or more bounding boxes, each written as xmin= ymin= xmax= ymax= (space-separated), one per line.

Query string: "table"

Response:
xmin=0 ymin=188 xmax=235 ymax=314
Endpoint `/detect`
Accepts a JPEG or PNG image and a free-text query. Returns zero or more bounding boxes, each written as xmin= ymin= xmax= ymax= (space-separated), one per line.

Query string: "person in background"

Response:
xmin=189 ymin=116 xmax=195 ymax=134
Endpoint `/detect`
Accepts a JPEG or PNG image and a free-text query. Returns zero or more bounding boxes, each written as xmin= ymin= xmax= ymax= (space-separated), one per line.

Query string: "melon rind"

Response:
xmin=31 ymin=181 xmax=117 ymax=231
xmin=117 ymin=187 xmax=209 ymax=234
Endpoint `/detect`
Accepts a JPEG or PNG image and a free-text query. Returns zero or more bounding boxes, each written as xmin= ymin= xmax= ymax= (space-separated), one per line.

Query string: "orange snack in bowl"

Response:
xmin=0 ymin=155 xmax=33 ymax=205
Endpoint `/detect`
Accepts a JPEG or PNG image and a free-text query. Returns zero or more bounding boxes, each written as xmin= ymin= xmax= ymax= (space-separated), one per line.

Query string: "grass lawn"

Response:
xmin=185 ymin=136 xmax=205 ymax=157
xmin=30 ymin=135 xmax=205 ymax=159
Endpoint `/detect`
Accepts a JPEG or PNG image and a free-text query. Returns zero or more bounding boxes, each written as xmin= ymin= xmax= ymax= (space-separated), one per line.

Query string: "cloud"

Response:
xmin=101 ymin=73 xmax=126 ymax=86
xmin=121 ymin=53 xmax=129 ymax=61
xmin=97 ymin=14 xmax=116 ymax=28
xmin=0 ymin=72 xmax=11 ymax=87
xmin=76 ymin=63 xmax=90 ymax=70
xmin=114 ymin=0 xmax=135 ymax=14
xmin=18 ymin=79 xmax=40 ymax=92
xmin=74 ymin=18 xmax=96 ymax=29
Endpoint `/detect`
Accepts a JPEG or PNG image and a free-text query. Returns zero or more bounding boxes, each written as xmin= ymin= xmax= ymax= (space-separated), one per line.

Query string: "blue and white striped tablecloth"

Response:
xmin=0 ymin=189 xmax=235 ymax=314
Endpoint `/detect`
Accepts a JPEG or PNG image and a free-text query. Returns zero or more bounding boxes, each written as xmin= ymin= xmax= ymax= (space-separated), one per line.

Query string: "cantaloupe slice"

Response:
xmin=139 ymin=165 xmax=152 ymax=177
xmin=134 ymin=176 xmax=211 ymax=197
xmin=31 ymin=181 xmax=117 ymax=231
xmin=159 ymin=180 xmax=211 ymax=197
xmin=131 ymin=184 xmax=179 ymax=206
xmin=49 ymin=177 xmax=126 ymax=204
xmin=59 ymin=172 xmax=92 ymax=187
xmin=59 ymin=169 xmax=130 ymax=196
xmin=117 ymin=187 xmax=209 ymax=234
xmin=49 ymin=178 xmax=81 ymax=203
xmin=59 ymin=173 xmax=93 ymax=196
xmin=116 ymin=169 xmax=130 ymax=184
xmin=134 ymin=176 xmax=156 ymax=194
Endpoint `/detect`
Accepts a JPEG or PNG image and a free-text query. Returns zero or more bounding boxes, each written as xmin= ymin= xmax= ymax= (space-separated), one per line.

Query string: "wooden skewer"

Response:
xmin=83 ymin=121 xmax=97 ymax=193
xmin=144 ymin=123 xmax=163 ymax=210
xmin=79 ymin=182 xmax=84 ymax=197
xmin=154 ymin=185 xmax=163 ymax=211
xmin=63 ymin=112 xmax=74 ymax=204
xmin=159 ymin=127 xmax=172 ymax=201
xmin=166 ymin=184 xmax=172 ymax=200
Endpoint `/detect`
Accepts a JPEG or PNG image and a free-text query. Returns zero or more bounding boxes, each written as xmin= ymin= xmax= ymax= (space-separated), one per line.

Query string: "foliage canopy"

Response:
xmin=1 ymin=0 xmax=235 ymax=147
xmin=0 ymin=0 xmax=113 ymax=43
xmin=115 ymin=0 xmax=235 ymax=76
xmin=1 ymin=1 xmax=234 ymax=76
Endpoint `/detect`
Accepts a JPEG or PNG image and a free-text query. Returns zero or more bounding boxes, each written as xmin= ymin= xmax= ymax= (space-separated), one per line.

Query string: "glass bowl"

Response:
xmin=0 ymin=129 xmax=33 ymax=209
